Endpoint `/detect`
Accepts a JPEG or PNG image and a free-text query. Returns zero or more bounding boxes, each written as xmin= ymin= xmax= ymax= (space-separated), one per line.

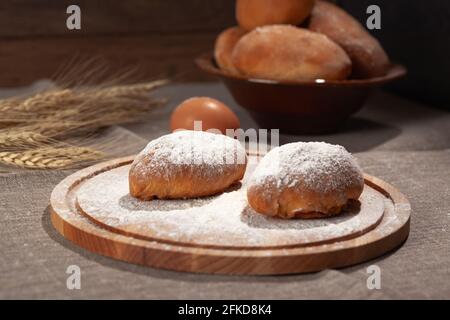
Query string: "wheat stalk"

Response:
xmin=0 ymin=81 xmax=167 ymax=128
xmin=0 ymin=131 xmax=52 ymax=149
xmin=0 ymin=147 xmax=104 ymax=169
xmin=0 ymin=77 xmax=168 ymax=170
xmin=0 ymin=98 xmax=21 ymax=113
xmin=93 ymin=79 xmax=169 ymax=97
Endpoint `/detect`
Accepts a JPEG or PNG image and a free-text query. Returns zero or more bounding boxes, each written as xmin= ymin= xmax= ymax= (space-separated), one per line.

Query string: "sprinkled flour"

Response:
xmin=130 ymin=130 xmax=247 ymax=181
xmin=76 ymin=161 xmax=385 ymax=248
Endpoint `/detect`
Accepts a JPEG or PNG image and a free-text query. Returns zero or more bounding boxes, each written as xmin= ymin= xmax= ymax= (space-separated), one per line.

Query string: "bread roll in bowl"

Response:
xmin=247 ymin=142 xmax=364 ymax=219
xmin=232 ymin=25 xmax=352 ymax=82
xmin=309 ymin=1 xmax=390 ymax=78
xmin=214 ymin=27 xmax=247 ymax=74
xmin=236 ymin=0 xmax=315 ymax=31
xmin=129 ymin=131 xmax=247 ymax=200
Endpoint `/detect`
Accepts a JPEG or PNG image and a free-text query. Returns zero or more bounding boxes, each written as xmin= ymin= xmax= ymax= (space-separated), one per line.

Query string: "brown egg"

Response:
xmin=170 ymin=97 xmax=240 ymax=134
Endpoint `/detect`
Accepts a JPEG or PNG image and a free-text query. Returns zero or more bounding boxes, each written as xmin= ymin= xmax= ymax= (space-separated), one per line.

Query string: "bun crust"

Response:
xmin=309 ymin=1 xmax=390 ymax=78
xmin=236 ymin=0 xmax=315 ymax=31
xmin=247 ymin=142 xmax=364 ymax=219
xmin=214 ymin=27 xmax=247 ymax=74
xmin=232 ymin=25 xmax=352 ymax=82
xmin=129 ymin=131 xmax=247 ymax=200
xmin=248 ymin=182 xmax=363 ymax=219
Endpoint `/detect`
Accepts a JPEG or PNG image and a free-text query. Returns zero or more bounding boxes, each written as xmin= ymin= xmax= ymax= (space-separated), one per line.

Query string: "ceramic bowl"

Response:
xmin=195 ymin=52 xmax=407 ymax=134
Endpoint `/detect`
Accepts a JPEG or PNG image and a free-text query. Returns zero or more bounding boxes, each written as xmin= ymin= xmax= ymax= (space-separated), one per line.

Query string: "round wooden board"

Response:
xmin=75 ymin=160 xmax=386 ymax=250
xmin=50 ymin=156 xmax=411 ymax=275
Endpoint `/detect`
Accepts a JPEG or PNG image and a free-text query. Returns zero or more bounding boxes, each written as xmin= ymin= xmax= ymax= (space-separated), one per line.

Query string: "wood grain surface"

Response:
xmin=50 ymin=156 xmax=411 ymax=275
xmin=0 ymin=33 xmax=218 ymax=86
xmin=0 ymin=0 xmax=236 ymax=86
xmin=0 ymin=0 xmax=235 ymax=37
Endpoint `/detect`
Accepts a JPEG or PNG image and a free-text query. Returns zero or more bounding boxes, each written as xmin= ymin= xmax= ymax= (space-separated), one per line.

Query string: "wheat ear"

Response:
xmin=0 ymin=147 xmax=104 ymax=169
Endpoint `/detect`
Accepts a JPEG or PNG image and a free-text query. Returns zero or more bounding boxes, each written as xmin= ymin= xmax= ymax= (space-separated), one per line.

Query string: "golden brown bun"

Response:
xmin=129 ymin=131 xmax=247 ymax=200
xmin=248 ymin=182 xmax=363 ymax=219
xmin=232 ymin=25 xmax=352 ymax=81
xmin=236 ymin=0 xmax=315 ymax=31
xmin=214 ymin=27 xmax=247 ymax=74
xmin=247 ymin=142 xmax=364 ymax=219
xmin=309 ymin=1 xmax=390 ymax=78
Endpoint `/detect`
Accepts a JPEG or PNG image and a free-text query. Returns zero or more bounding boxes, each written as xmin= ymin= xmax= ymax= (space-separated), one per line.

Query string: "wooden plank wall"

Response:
xmin=1 ymin=1 xmax=449 ymax=109
xmin=0 ymin=0 xmax=236 ymax=86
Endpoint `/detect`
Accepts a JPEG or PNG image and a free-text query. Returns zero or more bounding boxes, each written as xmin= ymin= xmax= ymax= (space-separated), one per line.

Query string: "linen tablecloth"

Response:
xmin=1 ymin=82 xmax=449 ymax=299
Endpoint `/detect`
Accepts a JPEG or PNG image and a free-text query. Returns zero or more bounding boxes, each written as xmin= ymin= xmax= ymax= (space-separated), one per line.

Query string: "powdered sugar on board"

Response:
xmin=75 ymin=160 xmax=386 ymax=249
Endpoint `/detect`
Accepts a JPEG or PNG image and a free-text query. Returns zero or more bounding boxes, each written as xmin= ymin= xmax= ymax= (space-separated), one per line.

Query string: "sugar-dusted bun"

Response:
xmin=309 ymin=1 xmax=390 ymax=78
xmin=236 ymin=0 xmax=315 ymax=31
xmin=232 ymin=25 xmax=352 ymax=81
xmin=129 ymin=131 xmax=247 ymax=200
xmin=214 ymin=26 xmax=247 ymax=74
xmin=247 ymin=142 xmax=364 ymax=219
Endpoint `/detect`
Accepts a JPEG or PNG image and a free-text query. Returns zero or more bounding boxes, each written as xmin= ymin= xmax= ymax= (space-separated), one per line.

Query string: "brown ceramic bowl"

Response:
xmin=195 ymin=52 xmax=407 ymax=134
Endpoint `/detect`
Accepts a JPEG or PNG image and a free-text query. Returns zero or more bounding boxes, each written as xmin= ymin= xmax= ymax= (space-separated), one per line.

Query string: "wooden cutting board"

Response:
xmin=50 ymin=155 xmax=410 ymax=275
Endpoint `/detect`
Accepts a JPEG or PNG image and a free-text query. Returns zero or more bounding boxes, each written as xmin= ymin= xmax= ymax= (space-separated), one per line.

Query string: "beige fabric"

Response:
xmin=0 ymin=83 xmax=449 ymax=299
